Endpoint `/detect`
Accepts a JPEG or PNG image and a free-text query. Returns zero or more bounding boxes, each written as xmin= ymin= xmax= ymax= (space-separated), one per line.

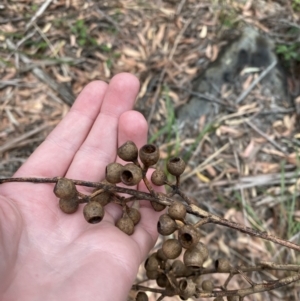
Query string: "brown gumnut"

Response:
xmin=83 ymin=201 xmax=105 ymax=224
xmin=171 ymin=260 xmax=187 ymax=277
xmin=91 ymin=190 xmax=111 ymax=207
xmin=157 ymin=214 xmax=177 ymax=236
xmin=150 ymin=201 xmax=166 ymax=212
xmin=106 ymin=162 xmax=123 ymax=184
xmin=146 ymin=270 xmax=159 ymax=280
xmin=59 ymin=197 xmax=79 ymax=214
xmin=117 ymin=141 xmax=138 ymax=162
xmin=215 ymin=258 xmax=231 ymax=272
xmin=162 ymin=239 xmax=182 ymax=259
xmin=183 ymin=242 xmax=208 ymax=269
xmin=139 ymin=144 xmax=160 ymax=168
xmin=179 ymin=278 xmax=196 ymax=300
xmin=178 ymin=225 xmax=201 ymax=249
xmin=121 ymin=163 xmax=143 ymax=186
xmin=156 ymin=273 xmax=169 ymax=288
xmin=54 ymin=178 xmax=77 ymax=199
xmin=156 ymin=248 xmax=168 ymax=262
xmin=116 ymin=214 xmax=134 ymax=235
xmin=151 ymin=169 xmax=166 ymax=186
xmin=167 ymin=157 xmax=186 ymax=177
xmin=227 ymin=296 xmax=239 ymax=301
xmin=127 ymin=207 xmax=141 ymax=225
xmin=201 ymin=280 xmax=214 ymax=292
xmin=144 ymin=253 xmax=159 ymax=272
xmin=168 ymin=201 xmax=186 ymax=220
xmin=136 ymin=291 xmax=148 ymax=301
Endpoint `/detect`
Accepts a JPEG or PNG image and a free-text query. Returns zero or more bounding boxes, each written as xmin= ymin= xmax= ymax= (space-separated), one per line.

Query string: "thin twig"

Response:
xmin=1 ymin=176 xmax=300 ymax=252
xmin=25 ymin=0 xmax=53 ymax=30
xmin=245 ymin=119 xmax=287 ymax=155
xmin=0 ymin=124 xmax=49 ymax=153
xmin=236 ymin=60 xmax=277 ymax=104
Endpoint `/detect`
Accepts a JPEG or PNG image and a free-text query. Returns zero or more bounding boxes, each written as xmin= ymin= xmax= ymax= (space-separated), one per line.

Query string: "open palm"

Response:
xmin=0 ymin=73 xmax=162 ymax=301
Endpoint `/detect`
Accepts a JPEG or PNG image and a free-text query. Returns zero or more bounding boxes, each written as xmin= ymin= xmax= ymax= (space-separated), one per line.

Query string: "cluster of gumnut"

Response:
xmin=53 ymin=141 xmax=184 ymax=235
xmin=137 ymin=201 xmax=233 ymax=301
xmin=53 ymin=141 xmax=233 ymax=301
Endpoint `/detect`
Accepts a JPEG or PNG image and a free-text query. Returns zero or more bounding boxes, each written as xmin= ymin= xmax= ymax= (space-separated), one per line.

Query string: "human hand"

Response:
xmin=0 ymin=73 xmax=163 ymax=301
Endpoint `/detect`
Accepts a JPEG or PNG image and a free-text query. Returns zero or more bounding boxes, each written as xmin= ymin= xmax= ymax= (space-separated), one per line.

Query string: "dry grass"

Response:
xmin=1 ymin=0 xmax=300 ymax=300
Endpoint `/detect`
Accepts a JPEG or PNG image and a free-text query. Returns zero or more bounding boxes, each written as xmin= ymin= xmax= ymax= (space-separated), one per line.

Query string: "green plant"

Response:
xmin=292 ymin=0 xmax=300 ymax=11
xmin=70 ymin=19 xmax=97 ymax=47
xmin=276 ymin=43 xmax=300 ymax=64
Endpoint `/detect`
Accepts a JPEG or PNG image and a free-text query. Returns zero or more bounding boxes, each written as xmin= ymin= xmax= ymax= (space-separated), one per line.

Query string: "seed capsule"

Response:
xmin=106 ymin=163 xmax=123 ymax=184
xmin=179 ymin=278 xmax=196 ymax=299
xmin=59 ymin=197 xmax=79 ymax=214
xmin=127 ymin=207 xmax=141 ymax=225
xmin=215 ymin=258 xmax=231 ymax=272
xmin=54 ymin=178 xmax=77 ymax=199
xmin=157 ymin=214 xmax=177 ymax=236
xmin=121 ymin=163 xmax=143 ymax=186
xmin=146 ymin=270 xmax=159 ymax=280
xmin=91 ymin=190 xmax=111 ymax=207
xmin=117 ymin=141 xmax=138 ymax=162
xmin=156 ymin=273 xmax=169 ymax=288
xmin=171 ymin=260 xmax=187 ymax=277
xmin=168 ymin=201 xmax=186 ymax=220
xmin=178 ymin=225 xmax=200 ymax=249
xmin=139 ymin=144 xmax=160 ymax=168
xmin=167 ymin=157 xmax=186 ymax=177
xmin=202 ymin=280 xmax=214 ymax=291
xmin=83 ymin=201 xmax=105 ymax=224
xmin=144 ymin=253 xmax=159 ymax=272
xmin=150 ymin=201 xmax=166 ymax=212
xmin=136 ymin=291 xmax=148 ymax=301
xmin=183 ymin=243 xmax=208 ymax=269
xmin=162 ymin=239 xmax=182 ymax=259
xmin=116 ymin=215 xmax=135 ymax=235
xmin=151 ymin=169 xmax=167 ymax=186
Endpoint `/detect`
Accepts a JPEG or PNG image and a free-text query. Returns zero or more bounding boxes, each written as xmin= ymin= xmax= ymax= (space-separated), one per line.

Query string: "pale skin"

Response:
xmin=0 ymin=73 xmax=163 ymax=301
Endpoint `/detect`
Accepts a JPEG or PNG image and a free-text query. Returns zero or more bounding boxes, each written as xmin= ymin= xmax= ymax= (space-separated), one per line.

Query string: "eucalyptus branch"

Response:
xmin=1 ymin=141 xmax=299 ymax=301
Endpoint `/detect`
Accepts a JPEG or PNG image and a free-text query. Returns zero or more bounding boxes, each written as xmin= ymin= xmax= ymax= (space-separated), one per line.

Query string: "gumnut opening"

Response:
xmin=121 ymin=163 xmax=143 ymax=186
xmin=139 ymin=144 xmax=160 ymax=167
xmin=167 ymin=157 xmax=186 ymax=177
xmin=179 ymin=279 xmax=196 ymax=299
xmin=83 ymin=201 xmax=105 ymax=224
xmin=178 ymin=225 xmax=201 ymax=249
